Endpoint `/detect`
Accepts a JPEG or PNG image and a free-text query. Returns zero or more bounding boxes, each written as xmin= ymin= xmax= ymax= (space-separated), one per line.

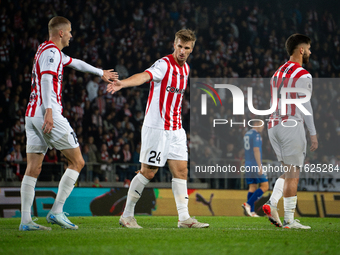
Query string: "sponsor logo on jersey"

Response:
xmin=166 ymin=86 xmax=185 ymax=94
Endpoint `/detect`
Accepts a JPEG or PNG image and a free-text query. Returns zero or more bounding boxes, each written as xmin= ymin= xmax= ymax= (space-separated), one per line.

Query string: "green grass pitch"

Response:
xmin=1 ymin=216 xmax=340 ymax=255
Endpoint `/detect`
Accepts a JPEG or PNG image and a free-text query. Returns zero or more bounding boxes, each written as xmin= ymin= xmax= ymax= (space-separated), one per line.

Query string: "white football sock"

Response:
xmin=20 ymin=175 xmax=37 ymax=224
xmin=51 ymin=168 xmax=79 ymax=214
xmin=123 ymin=173 xmax=149 ymax=218
xmin=269 ymin=178 xmax=285 ymax=207
xmin=172 ymin=178 xmax=190 ymax=221
xmin=284 ymin=196 xmax=297 ymax=223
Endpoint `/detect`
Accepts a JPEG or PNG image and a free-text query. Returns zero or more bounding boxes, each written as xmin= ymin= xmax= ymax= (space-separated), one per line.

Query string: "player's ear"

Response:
xmin=300 ymin=46 xmax=304 ymax=55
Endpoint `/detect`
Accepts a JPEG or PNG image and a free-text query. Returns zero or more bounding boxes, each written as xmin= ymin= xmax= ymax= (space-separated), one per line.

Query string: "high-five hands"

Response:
xmin=101 ymin=69 xmax=118 ymax=83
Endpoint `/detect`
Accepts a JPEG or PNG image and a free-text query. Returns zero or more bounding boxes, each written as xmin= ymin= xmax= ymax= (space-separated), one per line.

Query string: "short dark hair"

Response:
xmin=285 ymin=34 xmax=311 ymax=56
xmin=48 ymin=16 xmax=70 ymax=32
xmin=175 ymin=29 xmax=196 ymax=47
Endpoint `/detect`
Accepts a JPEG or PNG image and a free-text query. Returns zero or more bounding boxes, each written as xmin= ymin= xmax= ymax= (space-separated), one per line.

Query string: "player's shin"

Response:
xmin=284 ymin=196 xmax=297 ymax=223
xmin=20 ymin=175 xmax=37 ymax=224
xmin=122 ymin=173 xmax=150 ymax=218
xmin=269 ymin=178 xmax=285 ymax=207
xmin=51 ymin=168 xmax=79 ymax=214
xmin=172 ymin=178 xmax=190 ymax=221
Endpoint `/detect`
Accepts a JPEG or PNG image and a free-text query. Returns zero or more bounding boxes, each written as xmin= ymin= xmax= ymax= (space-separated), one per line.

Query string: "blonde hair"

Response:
xmin=48 ymin=16 xmax=70 ymax=32
xmin=175 ymin=29 xmax=196 ymax=47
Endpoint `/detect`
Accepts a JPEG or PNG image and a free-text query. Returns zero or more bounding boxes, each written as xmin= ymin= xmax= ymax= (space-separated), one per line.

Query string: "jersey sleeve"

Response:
xmin=62 ymin=52 xmax=73 ymax=66
xmin=38 ymin=49 xmax=61 ymax=76
xmin=295 ymin=73 xmax=312 ymax=98
xmin=145 ymin=59 xmax=167 ymax=83
xmin=253 ymin=133 xmax=261 ymax=148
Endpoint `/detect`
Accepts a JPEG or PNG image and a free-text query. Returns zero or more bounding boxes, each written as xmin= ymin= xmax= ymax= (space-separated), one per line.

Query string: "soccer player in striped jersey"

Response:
xmin=107 ymin=29 xmax=209 ymax=228
xmin=262 ymin=34 xmax=318 ymax=229
xmin=20 ymin=16 xmax=116 ymax=231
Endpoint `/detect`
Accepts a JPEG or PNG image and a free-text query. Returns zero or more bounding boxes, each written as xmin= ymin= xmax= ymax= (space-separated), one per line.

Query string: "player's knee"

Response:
xmin=172 ymin=167 xmax=188 ymax=179
xmin=141 ymin=170 xmax=155 ymax=180
xmin=79 ymin=158 xmax=85 ymax=170
xmin=70 ymin=157 xmax=85 ymax=171
xmin=261 ymin=182 xmax=269 ymax=192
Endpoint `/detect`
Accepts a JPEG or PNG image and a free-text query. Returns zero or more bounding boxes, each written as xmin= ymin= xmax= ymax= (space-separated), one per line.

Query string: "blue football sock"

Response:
xmin=247 ymin=188 xmax=264 ymax=212
xmin=247 ymin=192 xmax=253 ymax=201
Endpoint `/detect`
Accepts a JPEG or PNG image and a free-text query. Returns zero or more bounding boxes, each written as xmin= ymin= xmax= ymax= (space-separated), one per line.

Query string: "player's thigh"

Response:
xmin=269 ymin=122 xmax=306 ymax=166
xmin=168 ymin=128 xmax=188 ymax=162
xmin=139 ymin=126 xmax=170 ymax=167
xmin=43 ymin=117 xmax=79 ymax=151
xmin=268 ymin=126 xmax=283 ymax=162
xmin=279 ymin=122 xmax=306 ymax=166
xmin=167 ymin=129 xmax=188 ymax=179
xmin=259 ymin=181 xmax=269 ymax=191
xmin=25 ymin=117 xmax=48 ymax=154
xmin=248 ymin=183 xmax=258 ymax=192
xmin=61 ymin=146 xmax=84 ymax=172
xmin=167 ymin=159 xmax=188 ymax=179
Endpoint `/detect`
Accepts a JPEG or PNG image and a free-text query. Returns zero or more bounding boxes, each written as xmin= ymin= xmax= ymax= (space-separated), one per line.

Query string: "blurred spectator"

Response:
xmin=86 ymin=76 xmax=100 ymax=102
xmin=111 ymin=143 xmax=123 ymax=181
xmin=98 ymin=143 xmax=112 ymax=181
xmin=43 ymin=149 xmax=60 ymax=181
xmin=92 ymin=176 xmax=102 ymax=187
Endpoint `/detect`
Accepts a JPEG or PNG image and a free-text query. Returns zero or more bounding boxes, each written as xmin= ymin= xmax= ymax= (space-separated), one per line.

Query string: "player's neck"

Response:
xmin=49 ymin=36 xmax=64 ymax=51
xmin=172 ymin=53 xmax=185 ymax=67
xmin=289 ymin=55 xmax=302 ymax=66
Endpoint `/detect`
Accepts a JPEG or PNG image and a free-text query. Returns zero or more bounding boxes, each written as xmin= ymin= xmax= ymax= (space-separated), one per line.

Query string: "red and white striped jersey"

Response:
xmin=25 ymin=41 xmax=72 ymax=119
xmin=268 ymin=61 xmax=313 ymax=129
xmin=144 ymin=54 xmax=189 ymax=130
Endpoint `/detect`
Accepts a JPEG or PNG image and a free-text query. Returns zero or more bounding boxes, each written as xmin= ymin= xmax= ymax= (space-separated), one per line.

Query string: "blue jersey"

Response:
xmin=243 ymin=129 xmax=262 ymax=166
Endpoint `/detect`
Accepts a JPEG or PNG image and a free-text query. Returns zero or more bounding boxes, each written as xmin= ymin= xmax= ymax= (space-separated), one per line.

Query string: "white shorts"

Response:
xmin=25 ymin=116 xmax=79 ymax=154
xmin=140 ymin=126 xmax=188 ymax=167
xmin=268 ymin=121 xmax=306 ymax=166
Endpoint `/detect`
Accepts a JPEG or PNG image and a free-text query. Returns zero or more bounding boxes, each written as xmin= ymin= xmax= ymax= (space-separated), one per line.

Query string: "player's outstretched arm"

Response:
xmin=68 ymin=58 xmax=117 ymax=82
xmin=107 ymin=72 xmax=151 ymax=94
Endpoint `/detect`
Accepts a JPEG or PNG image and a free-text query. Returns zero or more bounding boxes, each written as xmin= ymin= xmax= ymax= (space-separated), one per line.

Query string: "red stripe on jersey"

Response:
xmin=168 ymin=54 xmax=181 ymax=69
xmin=64 ymin=57 xmax=72 ymax=66
xmin=172 ymin=66 xmax=185 ymax=130
xmin=159 ymin=58 xmax=170 ymax=120
xmin=33 ymin=56 xmax=42 ymax=117
xmin=145 ymin=81 xmax=154 ymax=115
xmin=145 ymin=70 xmax=153 ymax=82
xmin=268 ymin=61 xmax=310 ymax=129
xmin=164 ymin=65 xmax=177 ymax=130
xmin=26 ymin=43 xmax=60 ymax=117
xmin=41 ymin=71 xmax=57 ymax=76
xmin=178 ymin=63 xmax=189 ymax=129
xmin=26 ymin=104 xmax=31 ymax=116
xmin=185 ymin=63 xmax=189 ymax=76
xmin=290 ymin=69 xmax=309 ymax=116
xmin=58 ymin=65 xmax=63 ymax=106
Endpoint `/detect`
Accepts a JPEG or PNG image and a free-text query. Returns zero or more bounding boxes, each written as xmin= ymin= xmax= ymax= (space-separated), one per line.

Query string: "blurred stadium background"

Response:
xmin=0 ymin=0 xmax=339 ymax=218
